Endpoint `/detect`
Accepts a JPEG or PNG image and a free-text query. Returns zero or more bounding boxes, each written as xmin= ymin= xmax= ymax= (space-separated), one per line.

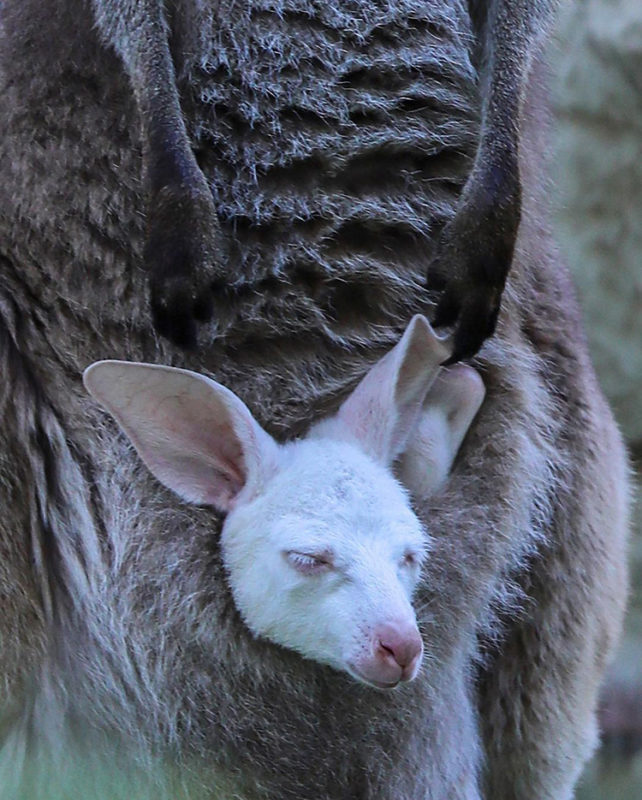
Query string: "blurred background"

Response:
xmin=551 ymin=0 xmax=642 ymax=795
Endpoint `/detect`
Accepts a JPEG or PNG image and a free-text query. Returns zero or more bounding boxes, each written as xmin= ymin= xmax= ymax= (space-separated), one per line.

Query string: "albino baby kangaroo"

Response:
xmin=84 ymin=316 xmax=484 ymax=688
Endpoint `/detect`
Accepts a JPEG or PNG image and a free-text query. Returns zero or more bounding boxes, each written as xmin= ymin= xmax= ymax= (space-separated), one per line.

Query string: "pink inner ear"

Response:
xmin=334 ymin=316 xmax=449 ymax=464
xmin=134 ymin=395 xmax=258 ymax=509
xmin=202 ymin=433 xmax=248 ymax=505
xmin=207 ymin=466 xmax=243 ymax=508
xmin=84 ymin=361 xmax=277 ymax=510
xmin=170 ymin=413 xmax=247 ymax=482
xmin=397 ymin=363 xmax=486 ymax=497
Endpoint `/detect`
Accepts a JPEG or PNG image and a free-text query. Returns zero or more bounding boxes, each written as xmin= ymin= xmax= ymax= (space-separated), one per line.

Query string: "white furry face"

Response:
xmin=222 ymin=438 xmax=428 ymax=688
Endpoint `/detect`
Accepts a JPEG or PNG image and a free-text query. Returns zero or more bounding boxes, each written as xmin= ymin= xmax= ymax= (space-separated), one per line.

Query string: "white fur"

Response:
xmin=222 ymin=436 xmax=427 ymax=685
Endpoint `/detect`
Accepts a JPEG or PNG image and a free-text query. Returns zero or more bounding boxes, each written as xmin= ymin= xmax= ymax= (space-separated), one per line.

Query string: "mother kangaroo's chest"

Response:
xmin=172 ymin=0 xmax=479 ymax=367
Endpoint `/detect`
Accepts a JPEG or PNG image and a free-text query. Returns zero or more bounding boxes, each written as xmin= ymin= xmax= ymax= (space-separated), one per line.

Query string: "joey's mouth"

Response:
xmin=364 ymin=677 xmax=400 ymax=690
xmin=346 ymin=664 xmax=401 ymax=690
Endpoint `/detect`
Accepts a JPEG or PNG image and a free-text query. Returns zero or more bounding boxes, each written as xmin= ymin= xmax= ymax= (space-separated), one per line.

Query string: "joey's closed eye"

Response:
xmin=285 ymin=550 xmax=334 ymax=576
xmin=401 ymin=549 xmax=425 ymax=568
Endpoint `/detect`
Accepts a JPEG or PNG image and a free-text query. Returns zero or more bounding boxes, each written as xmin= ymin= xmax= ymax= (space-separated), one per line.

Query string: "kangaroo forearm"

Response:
xmin=428 ymin=0 xmax=562 ymax=363
xmin=474 ymin=0 xmax=560 ymax=153
xmin=91 ymin=0 xmax=200 ymax=192
xmin=89 ymin=0 xmax=222 ymax=347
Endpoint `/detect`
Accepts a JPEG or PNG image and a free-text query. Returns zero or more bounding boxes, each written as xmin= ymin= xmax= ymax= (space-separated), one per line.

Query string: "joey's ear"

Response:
xmin=315 ymin=315 xmax=450 ymax=464
xmin=397 ymin=364 xmax=485 ymax=497
xmin=83 ymin=361 xmax=280 ymax=511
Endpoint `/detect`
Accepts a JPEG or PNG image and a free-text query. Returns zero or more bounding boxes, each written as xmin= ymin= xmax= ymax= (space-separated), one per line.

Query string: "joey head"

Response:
xmin=84 ymin=316 xmax=485 ymax=688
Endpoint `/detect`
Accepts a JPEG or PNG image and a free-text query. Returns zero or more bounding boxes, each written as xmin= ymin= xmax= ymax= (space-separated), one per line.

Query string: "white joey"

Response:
xmin=84 ymin=315 xmax=485 ymax=689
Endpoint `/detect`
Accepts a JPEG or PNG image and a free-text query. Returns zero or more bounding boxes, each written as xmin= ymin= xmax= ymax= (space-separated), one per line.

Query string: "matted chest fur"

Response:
xmin=188 ymin=0 xmax=478 ymax=343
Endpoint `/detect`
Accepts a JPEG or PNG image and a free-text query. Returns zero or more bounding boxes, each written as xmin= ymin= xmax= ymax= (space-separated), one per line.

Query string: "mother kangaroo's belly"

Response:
xmin=182 ymin=0 xmax=479 ymax=357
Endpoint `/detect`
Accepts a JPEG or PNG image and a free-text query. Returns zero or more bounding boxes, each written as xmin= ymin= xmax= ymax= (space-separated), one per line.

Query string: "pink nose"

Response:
xmin=376 ymin=623 xmax=423 ymax=680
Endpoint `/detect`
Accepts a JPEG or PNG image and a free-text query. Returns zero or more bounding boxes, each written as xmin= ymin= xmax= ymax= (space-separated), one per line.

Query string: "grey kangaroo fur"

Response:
xmin=0 ymin=1 xmax=630 ymax=798
xmin=92 ymin=0 xmax=557 ymax=361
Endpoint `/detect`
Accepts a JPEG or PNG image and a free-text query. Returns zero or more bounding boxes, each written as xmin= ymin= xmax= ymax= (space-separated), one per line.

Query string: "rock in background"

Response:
xmin=551 ymin=0 xmax=642 ymax=794
xmin=553 ymin=0 xmax=642 ymax=446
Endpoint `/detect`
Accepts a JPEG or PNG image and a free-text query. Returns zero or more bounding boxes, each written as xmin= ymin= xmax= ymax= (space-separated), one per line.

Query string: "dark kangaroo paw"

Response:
xmin=427 ymin=157 xmax=521 ymax=364
xmin=90 ymin=1 xmax=226 ymax=349
xmin=428 ymin=0 xmax=559 ymax=363
xmin=145 ymin=173 xmax=223 ymax=349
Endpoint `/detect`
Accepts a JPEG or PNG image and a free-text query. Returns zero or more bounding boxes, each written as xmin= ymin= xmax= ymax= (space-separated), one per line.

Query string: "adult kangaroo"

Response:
xmin=0 ymin=1 xmax=629 ymax=799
